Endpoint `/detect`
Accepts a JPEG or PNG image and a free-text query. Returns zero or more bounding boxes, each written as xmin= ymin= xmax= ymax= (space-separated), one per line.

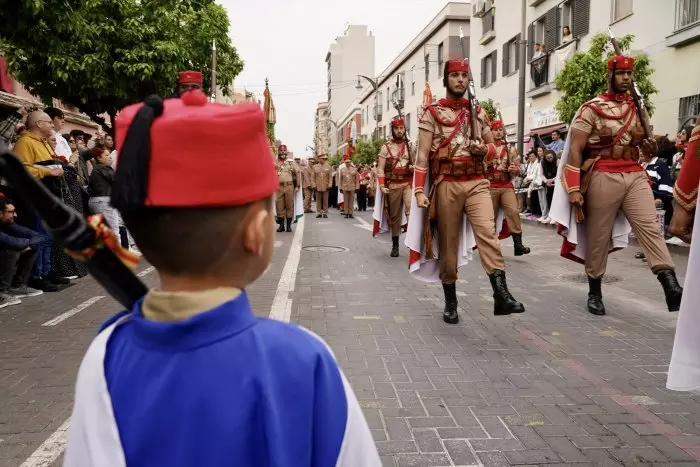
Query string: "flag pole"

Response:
xmin=211 ymin=40 xmax=217 ymax=102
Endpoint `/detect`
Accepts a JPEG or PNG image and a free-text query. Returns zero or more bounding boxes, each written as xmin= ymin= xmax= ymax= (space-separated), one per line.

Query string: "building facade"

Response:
xmin=470 ymin=0 xmax=700 ymax=144
xmin=357 ymin=2 xmax=471 ymax=144
xmin=336 ymin=103 xmax=362 ymax=156
xmin=326 ymin=25 xmax=375 ymax=154
xmin=314 ymin=102 xmax=330 ymax=155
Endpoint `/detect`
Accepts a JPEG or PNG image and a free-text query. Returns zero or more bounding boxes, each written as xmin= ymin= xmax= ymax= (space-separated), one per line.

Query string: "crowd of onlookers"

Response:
xmin=0 ymin=105 xmax=134 ymax=309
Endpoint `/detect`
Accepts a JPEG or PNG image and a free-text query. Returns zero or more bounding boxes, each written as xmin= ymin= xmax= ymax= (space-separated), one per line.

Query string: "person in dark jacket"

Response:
xmin=0 ymin=197 xmax=50 ymax=306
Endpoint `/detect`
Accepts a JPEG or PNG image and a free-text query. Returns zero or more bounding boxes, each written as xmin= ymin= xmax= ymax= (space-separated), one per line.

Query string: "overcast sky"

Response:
xmin=225 ymin=0 xmax=448 ymax=156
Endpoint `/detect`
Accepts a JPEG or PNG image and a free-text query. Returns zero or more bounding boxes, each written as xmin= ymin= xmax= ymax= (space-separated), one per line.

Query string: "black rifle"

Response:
xmin=0 ymin=147 xmax=148 ymax=309
xmin=608 ymin=28 xmax=653 ymax=140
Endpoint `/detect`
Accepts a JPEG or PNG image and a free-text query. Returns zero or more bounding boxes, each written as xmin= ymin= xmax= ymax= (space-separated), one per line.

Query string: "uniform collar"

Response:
xmin=128 ymin=289 xmax=256 ymax=351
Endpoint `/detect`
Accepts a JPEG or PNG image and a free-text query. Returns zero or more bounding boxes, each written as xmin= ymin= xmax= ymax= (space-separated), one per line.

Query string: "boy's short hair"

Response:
xmin=122 ymin=197 xmax=272 ymax=275
xmin=45 ymin=107 xmax=65 ymax=120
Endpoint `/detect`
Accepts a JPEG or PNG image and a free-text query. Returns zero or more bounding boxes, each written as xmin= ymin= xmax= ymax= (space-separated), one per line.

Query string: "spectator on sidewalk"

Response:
xmin=12 ymin=110 xmax=64 ymax=291
xmin=539 ymin=150 xmax=558 ymax=224
xmin=88 ymin=146 xmax=120 ymax=230
xmin=547 ymin=129 xmax=565 ymax=156
xmin=0 ymin=198 xmax=48 ymax=307
xmin=45 ymin=107 xmax=72 ymax=158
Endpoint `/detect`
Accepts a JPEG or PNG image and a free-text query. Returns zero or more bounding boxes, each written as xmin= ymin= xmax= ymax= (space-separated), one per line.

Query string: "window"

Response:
xmin=437 ymin=42 xmax=444 ymax=72
xmin=386 ymin=87 xmax=390 ymax=110
xmin=679 ymin=93 xmax=700 ymax=128
xmin=502 ymin=35 xmax=520 ymax=76
xmin=612 ymin=0 xmax=633 ymax=21
xmin=675 ymin=0 xmax=700 ymax=30
xmin=411 ymin=66 xmax=416 ymax=96
xmin=528 ymin=0 xmax=589 ymax=60
xmin=481 ymin=50 xmax=497 ymax=87
xmin=405 ymin=112 xmax=411 ymax=136
xmin=482 ymin=7 xmax=495 ymax=36
xmin=425 ymin=54 xmax=430 ymax=81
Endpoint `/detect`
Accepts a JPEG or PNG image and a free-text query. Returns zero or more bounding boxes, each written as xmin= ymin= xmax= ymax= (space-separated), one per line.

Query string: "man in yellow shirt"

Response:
xmin=12 ymin=111 xmax=65 ymax=291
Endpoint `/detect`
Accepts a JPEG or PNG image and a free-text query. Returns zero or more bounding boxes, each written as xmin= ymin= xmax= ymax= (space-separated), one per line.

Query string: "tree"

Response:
xmin=554 ymin=32 xmax=657 ymax=124
xmin=480 ymin=99 xmax=499 ymax=121
xmin=0 ymin=0 xmax=243 ymax=131
xmin=353 ymin=139 xmax=385 ymax=166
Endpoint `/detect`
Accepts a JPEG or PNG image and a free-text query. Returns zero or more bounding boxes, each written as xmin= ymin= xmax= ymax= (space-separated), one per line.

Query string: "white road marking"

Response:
xmin=354 ymin=216 xmax=371 ymax=227
xmin=268 ymin=215 xmax=305 ymax=323
xmin=136 ymin=266 xmax=154 ymax=277
xmin=18 ymin=419 xmax=70 ymax=467
xmin=41 ymin=296 xmax=105 ymax=327
xmin=274 ymin=240 xmax=283 ymax=248
xmin=353 ymin=224 xmax=373 ymax=232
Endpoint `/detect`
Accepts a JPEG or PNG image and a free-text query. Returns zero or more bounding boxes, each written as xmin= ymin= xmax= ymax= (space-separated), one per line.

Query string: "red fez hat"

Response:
xmin=446 ymin=59 xmax=469 ymax=73
xmin=391 ymin=117 xmax=405 ymax=128
xmin=278 ymin=144 xmax=287 ymax=153
xmin=490 ymin=119 xmax=504 ymax=130
xmin=178 ymin=70 xmax=202 ymax=85
xmin=318 ymin=153 xmax=328 ymax=159
xmin=343 ymin=154 xmax=351 ymax=162
xmin=607 ymin=55 xmax=634 ymax=72
xmin=113 ymin=91 xmax=277 ymax=210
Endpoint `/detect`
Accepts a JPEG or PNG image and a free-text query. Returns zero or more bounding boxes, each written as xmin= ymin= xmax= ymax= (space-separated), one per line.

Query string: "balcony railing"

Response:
xmin=529 ymin=54 xmax=549 ymax=90
xmin=676 ymin=0 xmax=700 ymax=30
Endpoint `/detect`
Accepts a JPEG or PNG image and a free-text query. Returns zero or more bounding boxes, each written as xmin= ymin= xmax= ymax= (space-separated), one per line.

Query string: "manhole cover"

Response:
xmin=302 ymin=245 xmax=349 ymax=253
xmin=561 ymin=273 xmax=622 ymax=284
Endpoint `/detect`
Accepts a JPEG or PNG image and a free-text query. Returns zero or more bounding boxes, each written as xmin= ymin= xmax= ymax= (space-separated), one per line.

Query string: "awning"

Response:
xmin=529 ymin=122 xmax=568 ymax=136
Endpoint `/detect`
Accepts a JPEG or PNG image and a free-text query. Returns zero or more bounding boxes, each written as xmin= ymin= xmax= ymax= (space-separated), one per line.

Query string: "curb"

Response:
xmin=520 ymin=215 xmax=690 ymax=256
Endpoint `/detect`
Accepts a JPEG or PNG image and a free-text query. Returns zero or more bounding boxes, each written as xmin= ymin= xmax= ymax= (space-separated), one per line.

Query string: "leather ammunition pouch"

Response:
xmin=590 ymin=145 xmax=640 ymax=162
xmin=431 ymin=155 xmax=484 ymax=178
xmin=487 ymin=170 xmax=510 ymax=183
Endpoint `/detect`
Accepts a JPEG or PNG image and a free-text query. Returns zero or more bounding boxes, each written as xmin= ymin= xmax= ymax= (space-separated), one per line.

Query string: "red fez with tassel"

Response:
xmin=607 ymin=55 xmax=634 ymax=71
xmin=113 ymin=90 xmax=277 ymax=209
xmin=391 ymin=117 xmax=405 ymax=128
xmin=446 ymin=60 xmax=469 ymax=73
xmin=490 ymin=120 xmax=504 ymax=130
xmin=178 ymin=70 xmax=203 ymax=85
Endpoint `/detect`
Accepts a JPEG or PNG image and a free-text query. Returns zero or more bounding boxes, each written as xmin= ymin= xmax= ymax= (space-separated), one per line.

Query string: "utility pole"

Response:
xmin=517 ymin=0 xmax=527 ymax=158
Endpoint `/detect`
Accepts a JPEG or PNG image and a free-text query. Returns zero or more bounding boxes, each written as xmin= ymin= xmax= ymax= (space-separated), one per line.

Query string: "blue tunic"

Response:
xmin=63 ymin=292 xmax=380 ymax=467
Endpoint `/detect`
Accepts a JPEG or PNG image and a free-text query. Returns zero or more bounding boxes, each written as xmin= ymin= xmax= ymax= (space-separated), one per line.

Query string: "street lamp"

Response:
xmin=356 ymin=74 xmax=378 ymax=92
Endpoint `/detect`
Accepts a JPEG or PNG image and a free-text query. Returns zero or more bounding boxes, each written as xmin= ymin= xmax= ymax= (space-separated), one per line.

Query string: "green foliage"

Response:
xmin=353 ymin=139 xmax=385 ymax=166
xmin=553 ymin=32 xmax=657 ymax=124
xmin=0 ymin=0 xmax=243 ymax=129
xmin=480 ymin=99 xmax=499 ymax=121
xmin=327 ymin=154 xmax=340 ymax=167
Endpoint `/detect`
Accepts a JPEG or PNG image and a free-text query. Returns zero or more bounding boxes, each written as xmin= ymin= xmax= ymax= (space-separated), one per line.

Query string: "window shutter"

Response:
xmin=515 ymin=33 xmax=521 ymax=70
xmin=527 ymin=23 xmax=535 ymax=61
xmin=481 ymin=57 xmax=486 ymax=87
xmin=544 ymin=7 xmax=559 ymax=52
xmin=502 ymin=42 xmax=509 ymax=76
xmin=572 ymin=0 xmax=590 ymax=38
xmin=491 ymin=51 xmax=498 ymax=84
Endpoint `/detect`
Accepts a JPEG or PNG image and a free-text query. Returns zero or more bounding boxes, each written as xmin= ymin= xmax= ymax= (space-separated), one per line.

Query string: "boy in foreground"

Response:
xmin=64 ymin=91 xmax=381 ymax=466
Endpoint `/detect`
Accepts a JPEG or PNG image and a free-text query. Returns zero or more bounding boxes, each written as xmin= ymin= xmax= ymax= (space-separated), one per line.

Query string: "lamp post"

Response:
xmin=517 ymin=0 xmax=527 ymax=158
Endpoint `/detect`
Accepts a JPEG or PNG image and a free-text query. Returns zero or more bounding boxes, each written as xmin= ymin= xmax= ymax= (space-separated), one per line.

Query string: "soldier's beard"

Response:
xmin=446 ymin=83 xmax=467 ymax=99
xmin=391 ymin=129 xmax=405 ymax=140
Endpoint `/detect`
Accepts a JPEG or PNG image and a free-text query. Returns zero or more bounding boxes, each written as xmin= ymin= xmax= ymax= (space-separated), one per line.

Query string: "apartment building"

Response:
xmin=314 ymin=102 xmax=330 ymax=155
xmin=326 ymin=25 xmax=375 ymax=154
xmin=335 ymin=103 xmax=362 ymax=156
xmin=470 ymin=0 xmax=700 ymax=144
xmin=357 ymin=2 xmax=471 ymax=143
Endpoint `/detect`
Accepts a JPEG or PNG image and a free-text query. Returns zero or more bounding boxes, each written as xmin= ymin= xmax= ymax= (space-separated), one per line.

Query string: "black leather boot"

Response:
xmin=587 ymin=276 xmax=605 ymax=316
xmin=322 ymin=213 xmax=328 ymax=218
xmin=489 ymin=270 xmax=525 ymax=315
xmin=390 ymin=236 xmax=399 ymax=257
xmin=442 ymin=283 xmax=459 ymax=324
xmin=316 ymin=213 xmax=322 ymax=218
xmin=657 ymin=270 xmax=683 ymax=312
xmin=512 ymin=233 xmax=531 ymax=256
xmin=277 ymin=217 xmax=285 ymax=233
xmin=286 ymin=218 xmax=293 ymax=232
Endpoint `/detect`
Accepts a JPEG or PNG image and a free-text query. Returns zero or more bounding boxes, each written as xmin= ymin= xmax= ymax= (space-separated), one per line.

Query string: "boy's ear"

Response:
xmin=241 ymin=204 xmax=270 ymax=257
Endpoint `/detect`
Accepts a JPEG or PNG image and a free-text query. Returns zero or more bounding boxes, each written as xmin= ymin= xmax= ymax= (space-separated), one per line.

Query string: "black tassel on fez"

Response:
xmin=111 ymin=95 xmax=165 ymax=213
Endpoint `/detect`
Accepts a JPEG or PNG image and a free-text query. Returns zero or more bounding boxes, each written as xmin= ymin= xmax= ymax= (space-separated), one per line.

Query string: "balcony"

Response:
xmin=392 ymin=87 xmax=405 ymax=109
xmin=479 ymin=8 xmax=496 ymax=45
xmin=527 ymin=54 xmax=551 ymax=98
xmin=666 ymin=0 xmax=700 ymax=47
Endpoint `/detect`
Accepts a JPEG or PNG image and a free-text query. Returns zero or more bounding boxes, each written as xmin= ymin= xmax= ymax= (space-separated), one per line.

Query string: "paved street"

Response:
xmin=2 ymin=206 xmax=699 ymax=467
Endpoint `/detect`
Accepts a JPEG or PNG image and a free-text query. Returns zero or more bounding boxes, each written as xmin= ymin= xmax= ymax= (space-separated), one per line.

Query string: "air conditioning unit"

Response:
xmin=472 ymin=0 xmax=486 ymax=18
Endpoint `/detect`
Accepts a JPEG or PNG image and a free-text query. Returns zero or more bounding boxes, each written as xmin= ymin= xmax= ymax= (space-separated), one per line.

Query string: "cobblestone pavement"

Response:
xmin=2 ymin=206 xmax=699 ymax=466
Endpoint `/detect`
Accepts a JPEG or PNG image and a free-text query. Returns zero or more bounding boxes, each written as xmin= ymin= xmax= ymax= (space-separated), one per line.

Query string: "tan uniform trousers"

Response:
xmin=585 ymin=171 xmax=674 ymax=278
xmin=388 ymin=183 xmax=411 ymax=236
xmin=316 ymin=191 xmax=329 ymax=214
xmin=304 ymin=187 xmax=313 ymax=211
xmin=490 ymin=187 xmax=522 ymax=234
xmin=436 ymin=179 xmax=505 ymax=284
xmin=344 ymin=190 xmax=355 ymax=215
xmin=276 ymin=183 xmax=295 ymax=219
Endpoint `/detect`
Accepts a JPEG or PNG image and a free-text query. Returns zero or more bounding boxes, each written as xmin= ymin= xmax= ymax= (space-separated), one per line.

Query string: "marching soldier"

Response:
xmin=275 ymin=144 xmax=296 ymax=232
xmin=407 ymin=58 xmax=524 ymax=324
xmin=303 ymin=158 xmax=315 ymax=213
xmin=340 ymin=157 xmax=359 ymax=218
xmin=177 ymin=70 xmax=203 ymax=97
xmin=484 ymin=119 xmax=531 ymax=256
xmin=376 ymin=116 xmax=414 ymax=257
xmin=313 ymin=154 xmax=331 ymax=218
xmin=550 ymin=55 xmax=683 ymax=316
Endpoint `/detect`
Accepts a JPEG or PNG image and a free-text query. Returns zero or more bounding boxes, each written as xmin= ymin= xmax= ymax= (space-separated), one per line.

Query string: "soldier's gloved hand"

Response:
xmin=416 ymin=192 xmax=430 ymax=208
xmin=508 ymin=164 xmax=520 ymax=174
xmin=640 ymin=138 xmax=658 ymax=157
xmin=568 ymin=190 xmax=584 ymax=208
xmin=668 ymin=206 xmax=693 ymax=244
xmin=408 ymin=165 xmax=414 ymax=173
xmin=468 ymin=140 xmax=486 ymax=156
xmin=381 ymin=186 xmax=389 ymax=194
xmin=295 ymin=186 xmax=300 ymax=193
